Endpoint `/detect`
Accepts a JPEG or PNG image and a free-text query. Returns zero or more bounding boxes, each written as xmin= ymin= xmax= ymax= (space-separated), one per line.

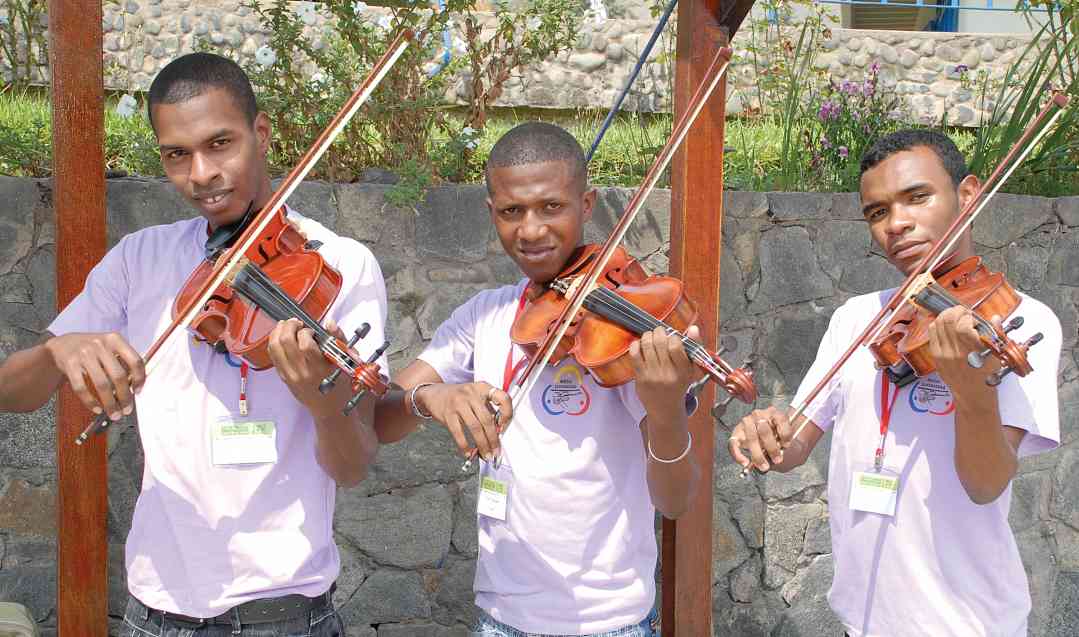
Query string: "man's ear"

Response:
xmin=254 ymin=111 xmax=272 ymax=154
xmin=582 ymin=186 xmax=597 ymax=224
xmin=486 ymin=195 xmax=495 ymax=220
xmin=957 ymin=173 xmax=981 ymax=213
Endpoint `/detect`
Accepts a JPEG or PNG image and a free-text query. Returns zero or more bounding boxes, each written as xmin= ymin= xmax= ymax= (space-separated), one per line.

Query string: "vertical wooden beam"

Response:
xmin=49 ymin=1 xmax=108 ymax=634
xmin=664 ymin=0 xmax=728 ymax=634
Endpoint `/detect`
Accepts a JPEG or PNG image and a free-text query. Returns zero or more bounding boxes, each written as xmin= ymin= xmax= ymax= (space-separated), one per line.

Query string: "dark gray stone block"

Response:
xmin=972 ymin=193 xmax=1054 ymax=249
xmin=341 ymin=569 xmax=431 ymax=625
xmin=766 ymin=192 xmax=832 ymax=221
xmin=336 ymin=483 xmax=453 ymax=570
xmin=274 ymin=179 xmax=338 ymax=232
xmin=105 ymin=178 xmax=192 ymax=246
xmin=416 ymin=186 xmax=489 ymax=263
xmin=748 ymin=227 xmax=834 ymax=314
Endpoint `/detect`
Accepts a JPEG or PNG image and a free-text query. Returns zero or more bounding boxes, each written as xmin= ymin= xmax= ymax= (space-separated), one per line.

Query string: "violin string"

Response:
xmin=587 ymin=287 xmax=727 ymax=376
xmin=237 ymin=264 xmax=357 ymax=372
xmin=584 ymin=286 xmax=729 ymax=379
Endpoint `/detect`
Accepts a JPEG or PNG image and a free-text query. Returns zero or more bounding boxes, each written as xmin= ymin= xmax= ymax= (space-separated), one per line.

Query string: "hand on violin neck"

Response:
xmin=416 ymin=382 xmax=511 ymax=462
xmin=629 ymin=325 xmax=699 ymax=423
xmin=44 ymin=332 xmax=145 ymax=421
xmin=928 ymin=307 xmax=1001 ymax=406
xmin=267 ymin=317 xmax=339 ymax=416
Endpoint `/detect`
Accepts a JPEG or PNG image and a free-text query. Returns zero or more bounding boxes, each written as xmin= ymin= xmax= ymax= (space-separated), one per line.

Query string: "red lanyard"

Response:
xmin=239 ymin=361 xmax=249 ymax=416
xmin=875 ymin=373 xmax=901 ymax=470
xmin=503 ymin=289 xmax=531 ymax=392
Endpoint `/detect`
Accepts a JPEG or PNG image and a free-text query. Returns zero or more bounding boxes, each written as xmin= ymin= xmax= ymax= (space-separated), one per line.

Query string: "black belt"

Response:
xmin=154 ymin=584 xmax=335 ymax=626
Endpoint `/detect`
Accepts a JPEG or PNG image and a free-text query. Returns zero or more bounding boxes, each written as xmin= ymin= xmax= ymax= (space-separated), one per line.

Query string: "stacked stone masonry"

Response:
xmin=0 ymin=176 xmax=1077 ymax=635
xmin=3 ymin=0 xmax=1035 ymax=126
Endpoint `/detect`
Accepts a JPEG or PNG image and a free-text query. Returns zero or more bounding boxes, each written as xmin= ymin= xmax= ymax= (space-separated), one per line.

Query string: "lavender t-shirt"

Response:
xmin=419 ymin=281 xmax=654 ymax=634
xmin=48 ymin=209 xmax=388 ymax=617
xmin=794 ymin=289 xmax=1061 ymax=637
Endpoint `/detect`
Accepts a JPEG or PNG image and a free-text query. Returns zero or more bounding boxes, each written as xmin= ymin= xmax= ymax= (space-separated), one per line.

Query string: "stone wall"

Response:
xmin=0 ymin=176 xmax=1077 ymax=636
xmin=5 ymin=1 xmax=1035 ymax=125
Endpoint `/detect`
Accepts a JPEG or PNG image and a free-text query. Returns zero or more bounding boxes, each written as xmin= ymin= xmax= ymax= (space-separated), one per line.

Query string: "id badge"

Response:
xmin=211 ymin=416 xmax=278 ymax=466
xmin=849 ymin=465 xmax=900 ymax=517
xmin=477 ymin=460 xmax=512 ymax=521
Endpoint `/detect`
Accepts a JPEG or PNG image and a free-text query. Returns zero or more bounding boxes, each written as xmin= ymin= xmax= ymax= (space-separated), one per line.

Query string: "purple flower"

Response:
xmin=840 ymin=80 xmax=857 ymax=95
xmin=869 ymin=61 xmax=881 ymax=75
xmin=821 ymin=136 xmax=832 ymax=149
xmin=954 ymin=64 xmax=969 ymax=75
xmin=818 ymin=100 xmax=841 ymax=121
xmin=838 ymin=146 xmax=849 ymax=159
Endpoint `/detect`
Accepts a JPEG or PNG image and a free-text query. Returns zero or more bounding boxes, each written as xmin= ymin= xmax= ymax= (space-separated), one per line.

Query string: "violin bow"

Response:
xmin=77 ymin=30 xmax=414 ymax=443
xmin=507 ymin=47 xmax=735 ymax=422
xmin=778 ymin=93 xmax=1070 ymax=455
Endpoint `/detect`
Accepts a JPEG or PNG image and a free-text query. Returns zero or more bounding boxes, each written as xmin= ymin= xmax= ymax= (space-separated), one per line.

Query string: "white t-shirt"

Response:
xmin=419 ymin=281 xmax=655 ymax=634
xmin=48 ymin=209 xmax=388 ymax=617
xmin=793 ymin=289 xmax=1061 ymax=637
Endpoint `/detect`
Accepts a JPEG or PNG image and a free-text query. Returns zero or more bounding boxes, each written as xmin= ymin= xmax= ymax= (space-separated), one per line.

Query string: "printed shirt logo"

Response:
xmin=541 ymin=364 xmax=592 ymax=416
xmin=908 ymin=376 xmax=956 ymax=416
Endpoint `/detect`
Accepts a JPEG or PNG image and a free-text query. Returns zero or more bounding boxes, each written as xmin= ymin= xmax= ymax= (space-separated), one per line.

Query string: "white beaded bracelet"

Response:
xmin=647 ymin=432 xmax=693 ymax=464
xmin=408 ymin=382 xmax=435 ymax=419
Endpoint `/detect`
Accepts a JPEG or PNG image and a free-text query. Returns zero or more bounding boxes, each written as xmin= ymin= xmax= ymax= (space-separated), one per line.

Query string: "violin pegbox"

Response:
xmin=965 ymin=315 xmax=1041 ymax=386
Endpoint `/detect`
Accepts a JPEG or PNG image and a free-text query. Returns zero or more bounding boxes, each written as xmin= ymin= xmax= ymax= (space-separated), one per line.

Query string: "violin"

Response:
xmin=510 ymin=244 xmax=757 ymax=406
xmin=174 ymin=205 xmax=388 ymax=402
xmin=868 ymin=256 xmax=1041 ymax=388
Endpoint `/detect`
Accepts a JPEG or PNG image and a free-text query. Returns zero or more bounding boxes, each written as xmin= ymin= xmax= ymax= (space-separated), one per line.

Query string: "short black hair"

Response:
xmin=860 ymin=129 xmax=971 ymax=187
xmin=147 ymin=52 xmax=258 ymax=131
xmin=485 ymin=122 xmax=588 ymax=192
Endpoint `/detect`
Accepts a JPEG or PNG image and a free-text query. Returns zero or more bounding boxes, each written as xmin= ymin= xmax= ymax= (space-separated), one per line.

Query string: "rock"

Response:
xmin=1051 ymin=445 xmax=1079 ymax=528
xmin=606 ymin=43 xmax=624 ymax=62
xmin=764 ymin=502 xmax=824 ymax=588
xmin=729 ymin=554 xmax=762 ymax=603
xmin=714 ymin=500 xmax=751 ymax=581
xmin=747 ymin=227 xmax=834 ymax=314
xmin=972 ymin=193 xmax=1054 ymax=248
xmin=432 ymin=559 xmax=476 ymax=626
xmin=451 ymin=476 xmax=478 ymax=558
xmin=839 ymin=254 xmax=901 ymax=295
xmin=335 ymin=483 xmax=453 ymax=569
xmin=105 ymin=178 xmax=191 ymax=246
xmin=758 ymin=310 xmax=832 ymax=396
xmin=1047 ymin=570 xmax=1079 ymax=636
xmin=732 ymin=498 xmax=764 ymax=549
xmin=802 ymin=514 xmax=831 ymax=556
xmin=341 ymin=570 xmax=431 ymax=625
xmin=724 ymin=191 xmax=769 ymax=219
xmin=336 ymin=183 xmax=413 ymax=247
xmin=1057 ymin=197 xmax=1079 ymax=227
xmin=899 ymin=49 xmax=917 ymax=68
xmin=766 ymin=192 xmax=831 ymax=221
xmin=1046 ymin=229 xmax=1079 ymax=287
xmin=569 ymin=53 xmax=606 ymax=72
xmin=1016 ymin=523 xmax=1058 ymax=634
xmin=0 ymin=399 xmax=56 ymax=471
xmin=415 ymin=284 xmax=487 ymax=340
xmin=815 ymin=220 xmax=872 ymax=280
xmin=416 ymin=186 xmax=490 ymax=263
xmin=774 ymin=555 xmax=843 ymax=637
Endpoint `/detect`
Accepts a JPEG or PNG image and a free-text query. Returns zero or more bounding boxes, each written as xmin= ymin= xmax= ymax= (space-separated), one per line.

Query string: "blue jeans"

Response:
xmin=472 ymin=608 xmax=659 ymax=637
xmin=121 ymin=594 xmax=344 ymax=637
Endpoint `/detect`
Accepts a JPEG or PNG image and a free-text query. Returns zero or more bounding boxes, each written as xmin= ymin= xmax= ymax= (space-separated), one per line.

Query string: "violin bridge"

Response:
xmin=223 ymin=256 xmax=252 ymax=286
xmin=904 ymin=272 xmax=937 ymax=304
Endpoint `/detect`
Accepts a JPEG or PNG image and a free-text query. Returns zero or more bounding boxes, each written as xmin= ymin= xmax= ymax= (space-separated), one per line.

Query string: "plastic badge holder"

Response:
xmin=0 ymin=602 xmax=38 ymax=637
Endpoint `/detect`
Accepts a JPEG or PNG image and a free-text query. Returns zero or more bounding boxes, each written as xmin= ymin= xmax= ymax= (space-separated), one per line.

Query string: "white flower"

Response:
xmin=461 ymin=126 xmax=477 ymax=137
xmin=587 ymin=0 xmax=608 ymax=25
xmin=351 ymin=1 xmax=368 ymax=13
xmin=294 ymin=2 xmax=317 ymax=26
xmin=377 ymin=14 xmax=392 ymax=31
xmin=451 ymin=36 xmax=467 ymax=55
xmin=526 ymin=16 xmax=541 ymax=30
xmin=310 ymin=71 xmax=326 ymax=85
xmin=464 ymin=139 xmax=478 ymax=150
xmin=255 ymin=45 xmax=277 ymax=67
xmin=115 ymin=93 xmax=138 ymax=118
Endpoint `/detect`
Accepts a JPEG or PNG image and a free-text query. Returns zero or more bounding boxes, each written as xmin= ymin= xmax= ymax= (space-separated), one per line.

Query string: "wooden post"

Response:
xmin=663 ymin=1 xmax=728 ymax=634
xmin=49 ymin=1 xmax=109 ymax=634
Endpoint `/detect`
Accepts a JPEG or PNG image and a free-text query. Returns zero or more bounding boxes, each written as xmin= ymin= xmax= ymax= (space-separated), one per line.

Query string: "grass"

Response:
xmin=0 ymin=90 xmax=1048 ymax=195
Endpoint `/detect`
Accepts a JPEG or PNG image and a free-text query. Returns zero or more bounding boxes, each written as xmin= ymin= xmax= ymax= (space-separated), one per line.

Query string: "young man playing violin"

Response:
xmin=0 ymin=53 xmax=387 ymax=635
xmin=728 ymin=129 xmax=1061 ymax=636
xmin=375 ymin=122 xmax=699 ymax=636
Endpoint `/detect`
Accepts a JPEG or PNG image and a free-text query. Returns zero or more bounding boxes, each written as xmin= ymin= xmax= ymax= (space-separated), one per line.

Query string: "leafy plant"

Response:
xmin=0 ymin=0 xmax=47 ymax=87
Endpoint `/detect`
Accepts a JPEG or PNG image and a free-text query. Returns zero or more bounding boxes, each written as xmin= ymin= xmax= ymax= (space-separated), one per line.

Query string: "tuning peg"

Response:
xmin=343 ymin=388 xmax=367 ymax=415
xmin=319 ymin=324 xmax=371 ymax=394
xmin=984 ymin=332 xmax=1042 ymax=386
xmin=711 ymin=392 xmax=736 ymax=424
xmin=742 ymin=355 xmax=756 ymax=369
xmin=967 ymin=317 xmax=1024 ymax=369
xmin=367 ymin=340 xmax=390 ymax=363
